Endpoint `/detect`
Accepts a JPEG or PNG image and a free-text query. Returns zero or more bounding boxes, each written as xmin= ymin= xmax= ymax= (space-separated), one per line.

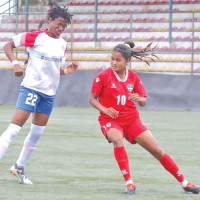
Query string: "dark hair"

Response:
xmin=49 ymin=2 xmax=56 ymax=7
xmin=48 ymin=4 xmax=73 ymax=25
xmin=113 ymin=41 xmax=158 ymax=65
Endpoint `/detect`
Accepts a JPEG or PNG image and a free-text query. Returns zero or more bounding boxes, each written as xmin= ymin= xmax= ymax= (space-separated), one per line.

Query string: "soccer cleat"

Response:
xmin=124 ymin=182 xmax=136 ymax=194
xmin=10 ymin=164 xmax=33 ymax=184
xmin=182 ymin=182 xmax=200 ymax=194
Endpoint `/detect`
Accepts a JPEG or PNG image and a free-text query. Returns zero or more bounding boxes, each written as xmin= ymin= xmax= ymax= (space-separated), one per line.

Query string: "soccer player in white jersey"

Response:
xmin=0 ymin=4 xmax=78 ymax=184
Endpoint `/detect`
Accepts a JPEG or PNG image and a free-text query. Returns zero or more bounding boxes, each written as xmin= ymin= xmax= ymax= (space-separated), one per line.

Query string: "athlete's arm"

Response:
xmin=128 ymin=93 xmax=146 ymax=107
xmin=89 ymin=93 xmax=119 ymax=119
xmin=60 ymin=61 xmax=78 ymax=75
xmin=4 ymin=40 xmax=24 ymax=77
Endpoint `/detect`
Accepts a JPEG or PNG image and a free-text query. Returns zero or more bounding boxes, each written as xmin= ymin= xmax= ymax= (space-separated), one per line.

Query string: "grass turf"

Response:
xmin=0 ymin=104 xmax=200 ymax=200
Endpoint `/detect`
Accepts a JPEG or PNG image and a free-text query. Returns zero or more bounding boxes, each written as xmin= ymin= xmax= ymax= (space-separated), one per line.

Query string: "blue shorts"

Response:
xmin=15 ymin=86 xmax=55 ymax=116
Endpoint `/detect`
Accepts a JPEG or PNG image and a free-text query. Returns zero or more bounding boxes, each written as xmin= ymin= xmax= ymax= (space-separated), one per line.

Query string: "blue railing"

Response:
xmin=0 ymin=0 xmax=18 ymax=15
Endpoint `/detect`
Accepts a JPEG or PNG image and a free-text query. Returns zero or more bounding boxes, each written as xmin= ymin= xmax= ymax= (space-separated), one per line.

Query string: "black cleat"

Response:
xmin=183 ymin=182 xmax=200 ymax=194
xmin=124 ymin=183 xmax=136 ymax=194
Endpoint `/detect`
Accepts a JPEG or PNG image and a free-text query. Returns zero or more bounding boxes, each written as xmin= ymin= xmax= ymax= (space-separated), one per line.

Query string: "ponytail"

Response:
xmin=113 ymin=41 xmax=158 ymax=66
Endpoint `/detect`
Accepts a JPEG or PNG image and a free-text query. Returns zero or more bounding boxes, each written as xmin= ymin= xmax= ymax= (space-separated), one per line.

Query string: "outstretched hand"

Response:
xmin=64 ymin=61 xmax=78 ymax=74
xmin=14 ymin=64 xmax=24 ymax=77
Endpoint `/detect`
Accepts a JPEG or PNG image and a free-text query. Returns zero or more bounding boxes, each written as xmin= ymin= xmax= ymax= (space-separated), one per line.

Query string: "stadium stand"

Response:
xmin=0 ymin=0 xmax=199 ymax=72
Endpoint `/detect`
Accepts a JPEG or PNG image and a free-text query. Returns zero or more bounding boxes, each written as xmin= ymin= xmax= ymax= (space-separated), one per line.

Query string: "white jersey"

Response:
xmin=12 ymin=30 xmax=67 ymax=95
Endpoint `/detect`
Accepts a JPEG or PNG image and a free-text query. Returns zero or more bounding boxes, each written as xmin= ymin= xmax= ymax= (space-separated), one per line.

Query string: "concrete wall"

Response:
xmin=0 ymin=69 xmax=200 ymax=111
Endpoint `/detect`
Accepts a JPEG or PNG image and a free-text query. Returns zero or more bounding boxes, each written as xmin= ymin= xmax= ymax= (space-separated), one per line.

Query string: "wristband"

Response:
xmin=11 ymin=60 xmax=19 ymax=65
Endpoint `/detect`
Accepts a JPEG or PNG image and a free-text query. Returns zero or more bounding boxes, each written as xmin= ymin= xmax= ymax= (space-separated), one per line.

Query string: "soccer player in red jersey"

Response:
xmin=89 ymin=41 xmax=200 ymax=194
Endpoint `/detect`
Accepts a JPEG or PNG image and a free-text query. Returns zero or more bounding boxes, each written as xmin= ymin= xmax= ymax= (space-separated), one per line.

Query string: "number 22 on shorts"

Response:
xmin=25 ymin=93 xmax=38 ymax=106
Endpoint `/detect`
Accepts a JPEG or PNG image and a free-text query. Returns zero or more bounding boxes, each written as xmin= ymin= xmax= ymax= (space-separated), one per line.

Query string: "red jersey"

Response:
xmin=91 ymin=67 xmax=147 ymax=122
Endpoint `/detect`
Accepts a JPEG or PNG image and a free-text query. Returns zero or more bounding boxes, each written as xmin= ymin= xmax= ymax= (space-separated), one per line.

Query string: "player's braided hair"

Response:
xmin=48 ymin=4 xmax=73 ymax=25
xmin=113 ymin=41 xmax=158 ymax=66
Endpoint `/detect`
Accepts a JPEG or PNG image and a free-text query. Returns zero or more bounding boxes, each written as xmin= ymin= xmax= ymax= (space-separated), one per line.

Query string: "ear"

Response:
xmin=48 ymin=17 xmax=53 ymax=23
xmin=126 ymin=59 xmax=130 ymax=65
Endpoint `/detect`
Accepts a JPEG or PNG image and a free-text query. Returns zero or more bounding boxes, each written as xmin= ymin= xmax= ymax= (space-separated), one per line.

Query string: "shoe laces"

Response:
xmin=16 ymin=167 xmax=25 ymax=176
xmin=127 ymin=183 xmax=136 ymax=190
xmin=185 ymin=182 xmax=195 ymax=188
xmin=14 ymin=164 xmax=27 ymax=178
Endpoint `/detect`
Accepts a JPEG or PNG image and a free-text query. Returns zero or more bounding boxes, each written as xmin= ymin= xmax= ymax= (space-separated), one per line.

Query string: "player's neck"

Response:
xmin=46 ymin=29 xmax=58 ymax=38
xmin=116 ymin=70 xmax=126 ymax=81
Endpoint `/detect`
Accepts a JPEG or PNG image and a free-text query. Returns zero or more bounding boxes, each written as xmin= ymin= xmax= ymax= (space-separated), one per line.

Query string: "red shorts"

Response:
xmin=99 ymin=118 xmax=148 ymax=144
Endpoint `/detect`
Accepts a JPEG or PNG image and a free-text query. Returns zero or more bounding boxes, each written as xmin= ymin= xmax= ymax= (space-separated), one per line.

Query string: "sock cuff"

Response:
xmin=31 ymin=123 xmax=46 ymax=132
xmin=159 ymin=153 xmax=175 ymax=169
xmin=158 ymin=152 xmax=167 ymax=162
xmin=126 ymin=179 xmax=134 ymax=185
xmin=114 ymin=146 xmax=126 ymax=155
xmin=9 ymin=123 xmax=22 ymax=132
xmin=114 ymin=146 xmax=125 ymax=151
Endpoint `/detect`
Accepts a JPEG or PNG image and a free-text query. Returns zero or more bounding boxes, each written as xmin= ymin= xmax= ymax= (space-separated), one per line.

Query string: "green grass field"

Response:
xmin=0 ymin=104 xmax=199 ymax=200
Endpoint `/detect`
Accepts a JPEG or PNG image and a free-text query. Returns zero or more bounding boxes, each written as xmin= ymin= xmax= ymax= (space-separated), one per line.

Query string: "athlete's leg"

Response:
xmin=134 ymin=130 xmax=164 ymax=158
xmin=0 ymin=109 xmax=30 ymax=159
xmin=134 ymin=130 xmax=185 ymax=183
xmin=107 ymin=128 xmax=124 ymax=147
xmin=16 ymin=112 xmax=49 ymax=167
xmin=12 ymin=109 xmax=31 ymax=126
xmin=107 ymin=128 xmax=132 ymax=182
xmin=107 ymin=128 xmax=136 ymax=193
xmin=134 ymin=130 xmax=200 ymax=193
xmin=16 ymin=89 xmax=53 ymax=168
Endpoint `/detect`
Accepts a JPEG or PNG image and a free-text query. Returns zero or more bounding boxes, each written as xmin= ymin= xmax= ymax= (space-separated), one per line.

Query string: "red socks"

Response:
xmin=114 ymin=146 xmax=131 ymax=181
xmin=114 ymin=148 xmax=184 ymax=184
xmin=159 ymin=153 xmax=184 ymax=182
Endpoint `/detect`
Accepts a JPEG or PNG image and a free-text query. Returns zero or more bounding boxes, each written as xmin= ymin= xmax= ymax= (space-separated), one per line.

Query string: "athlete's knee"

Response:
xmin=107 ymin=130 xmax=123 ymax=147
xmin=150 ymin=147 xmax=164 ymax=159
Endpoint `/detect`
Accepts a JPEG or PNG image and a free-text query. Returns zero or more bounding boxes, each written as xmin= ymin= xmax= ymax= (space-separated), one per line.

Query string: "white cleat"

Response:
xmin=10 ymin=164 xmax=33 ymax=184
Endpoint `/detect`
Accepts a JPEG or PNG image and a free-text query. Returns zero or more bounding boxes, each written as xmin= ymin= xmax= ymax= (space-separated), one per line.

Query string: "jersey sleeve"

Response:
xmin=134 ymin=74 xmax=147 ymax=97
xmin=91 ymin=73 xmax=105 ymax=96
xmin=12 ymin=30 xmax=44 ymax=48
xmin=12 ymin=33 xmax=24 ymax=48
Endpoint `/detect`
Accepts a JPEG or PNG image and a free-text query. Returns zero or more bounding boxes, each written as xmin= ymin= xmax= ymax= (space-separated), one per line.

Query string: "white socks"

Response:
xmin=0 ymin=123 xmax=45 ymax=168
xmin=16 ymin=123 xmax=45 ymax=168
xmin=181 ymin=179 xmax=188 ymax=187
xmin=0 ymin=123 xmax=21 ymax=159
xmin=126 ymin=179 xmax=134 ymax=185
